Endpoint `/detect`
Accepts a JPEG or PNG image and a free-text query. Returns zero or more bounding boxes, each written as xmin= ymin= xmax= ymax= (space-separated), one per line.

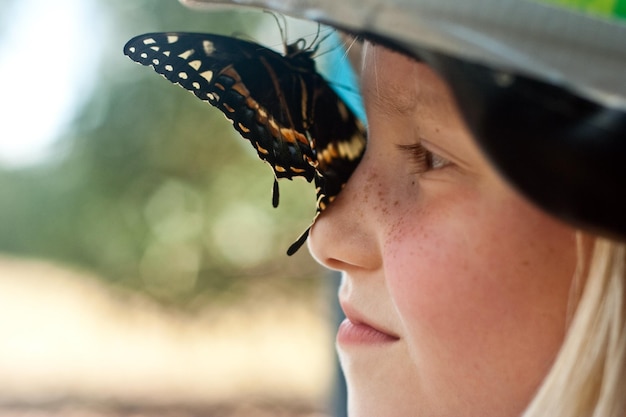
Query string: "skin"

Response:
xmin=308 ymin=44 xmax=582 ymax=416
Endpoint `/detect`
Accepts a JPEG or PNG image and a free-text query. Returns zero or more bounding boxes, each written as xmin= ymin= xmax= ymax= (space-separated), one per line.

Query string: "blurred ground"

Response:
xmin=0 ymin=255 xmax=336 ymax=417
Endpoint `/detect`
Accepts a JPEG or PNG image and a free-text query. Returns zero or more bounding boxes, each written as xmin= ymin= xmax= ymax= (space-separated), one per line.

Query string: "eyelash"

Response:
xmin=397 ymin=143 xmax=451 ymax=173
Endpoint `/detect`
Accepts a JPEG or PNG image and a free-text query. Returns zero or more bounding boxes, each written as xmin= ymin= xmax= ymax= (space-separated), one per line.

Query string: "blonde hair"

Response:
xmin=524 ymin=238 xmax=626 ymax=417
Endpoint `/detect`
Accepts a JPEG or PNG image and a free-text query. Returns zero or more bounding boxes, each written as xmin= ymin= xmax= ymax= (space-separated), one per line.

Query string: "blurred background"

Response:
xmin=0 ymin=0 xmax=360 ymax=415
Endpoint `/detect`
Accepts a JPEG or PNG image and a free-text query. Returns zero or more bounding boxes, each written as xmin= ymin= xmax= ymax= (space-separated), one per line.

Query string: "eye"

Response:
xmin=397 ymin=142 xmax=451 ymax=174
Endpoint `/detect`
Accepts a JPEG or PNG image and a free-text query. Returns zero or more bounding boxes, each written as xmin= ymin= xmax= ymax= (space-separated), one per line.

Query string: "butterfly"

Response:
xmin=124 ymin=32 xmax=366 ymax=255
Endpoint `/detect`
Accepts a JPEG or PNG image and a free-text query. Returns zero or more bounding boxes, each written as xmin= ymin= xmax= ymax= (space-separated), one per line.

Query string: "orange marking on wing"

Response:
xmin=231 ymin=82 xmax=250 ymax=97
xmin=268 ymin=118 xmax=280 ymax=138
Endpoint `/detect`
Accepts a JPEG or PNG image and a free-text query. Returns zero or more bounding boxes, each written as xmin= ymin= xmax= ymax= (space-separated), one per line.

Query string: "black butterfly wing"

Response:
xmin=285 ymin=73 xmax=367 ymax=255
xmin=309 ymin=77 xmax=366 ymax=212
xmin=124 ymin=32 xmax=367 ymax=255
xmin=124 ymin=32 xmax=317 ymax=182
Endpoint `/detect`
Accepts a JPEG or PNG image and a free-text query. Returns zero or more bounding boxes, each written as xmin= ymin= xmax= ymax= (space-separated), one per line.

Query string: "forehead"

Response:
xmin=359 ymin=42 xmax=491 ymax=174
xmin=360 ymin=43 xmax=454 ymax=118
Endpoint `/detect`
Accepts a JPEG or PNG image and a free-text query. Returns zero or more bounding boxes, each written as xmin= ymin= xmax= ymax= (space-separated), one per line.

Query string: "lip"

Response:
xmin=337 ymin=302 xmax=400 ymax=346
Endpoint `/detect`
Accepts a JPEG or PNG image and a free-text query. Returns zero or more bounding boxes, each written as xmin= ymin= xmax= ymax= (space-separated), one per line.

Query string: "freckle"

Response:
xmin=394 ymin=200 xmax=399 ymax=206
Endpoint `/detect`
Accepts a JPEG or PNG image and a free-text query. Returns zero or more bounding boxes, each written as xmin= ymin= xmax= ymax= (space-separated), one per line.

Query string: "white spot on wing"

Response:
xmin=167 ymin=35 xmax=179 ymax=43
xmin=192 ymin=82 xmax=200 ymax=89
xmin=200 ymin=70 xmax=213 ymax=82
xmin=152 ymin=58 xmax=160 ymax=65
xmin=338 ymin=133 xmax=366 ymax=160
xmin=178 ymin=49 xmax=194 ymax=60
xmin=189 ymin=60 xmax=202 ymax=70
xmin=164 ymin=64 xmax=173 ymax=71
xmin=150 ymin=46 xmax=160 ymax=52
xmin=202 ymin=40 xmax=215 ymax=55
xmin=337 ymin=101 xmax=349 ymax=121
xmin=128 ymin=46 xmax=136 ymax=53
xmin=163 ymin=51 xmax=171 ymax=57
xmin=140 ymin=52 xmax=148 ymax=59
xmin=142 ymin=38 xmax=156 ymax=45
xmin=178 ymin=72 xmax=188 ymax=80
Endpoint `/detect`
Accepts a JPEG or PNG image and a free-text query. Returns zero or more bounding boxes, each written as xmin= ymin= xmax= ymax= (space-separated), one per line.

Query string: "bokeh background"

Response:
xmin=0 ymin=0 xmax=360 ymax=415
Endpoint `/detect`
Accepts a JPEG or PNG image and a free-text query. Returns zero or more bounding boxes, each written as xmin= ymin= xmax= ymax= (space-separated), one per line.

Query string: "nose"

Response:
xmin=307 ymin=151 xmax=382 ymax=271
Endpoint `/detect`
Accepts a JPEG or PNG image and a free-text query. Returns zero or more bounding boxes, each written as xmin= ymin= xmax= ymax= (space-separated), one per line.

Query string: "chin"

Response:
xmin=339 ymin=343 xmax=424 ymax=417
xmin=346 ymin=386 xmax=423 ymax=417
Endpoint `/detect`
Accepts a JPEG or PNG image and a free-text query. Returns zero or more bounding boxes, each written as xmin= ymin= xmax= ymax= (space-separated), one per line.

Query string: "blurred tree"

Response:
xmin=0 ymin=0 xmax=325 ymax=306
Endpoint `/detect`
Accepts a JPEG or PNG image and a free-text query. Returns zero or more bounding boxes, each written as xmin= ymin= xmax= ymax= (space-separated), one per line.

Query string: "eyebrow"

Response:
xmin=368 ymin=82 xmax=419 ymax=118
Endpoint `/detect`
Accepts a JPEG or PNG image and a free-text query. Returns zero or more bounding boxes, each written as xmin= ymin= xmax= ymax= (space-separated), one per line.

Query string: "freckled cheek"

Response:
xmin=386 ymin=219 xmax=473 ymax=329
xmin=382 ymin=208 xmax=507 ymax=357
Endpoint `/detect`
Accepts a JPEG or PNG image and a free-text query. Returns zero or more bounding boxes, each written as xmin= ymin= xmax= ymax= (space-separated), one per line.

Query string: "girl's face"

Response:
xmin=309 ymin=44 xmax=581 ymax=416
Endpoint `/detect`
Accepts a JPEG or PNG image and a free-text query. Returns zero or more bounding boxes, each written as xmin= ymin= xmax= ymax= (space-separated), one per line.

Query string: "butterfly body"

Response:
xmin=124 ymin=32 xmax=366 ymax=254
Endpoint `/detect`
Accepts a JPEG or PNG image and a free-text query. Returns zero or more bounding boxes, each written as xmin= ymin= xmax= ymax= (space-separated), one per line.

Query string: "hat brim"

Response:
xmin=182 ymin=0 xmax=626 ymax=109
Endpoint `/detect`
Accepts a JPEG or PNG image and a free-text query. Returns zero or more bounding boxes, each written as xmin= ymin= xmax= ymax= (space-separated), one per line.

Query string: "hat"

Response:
xmin=182 ymin=0 xmax=626 ymax=240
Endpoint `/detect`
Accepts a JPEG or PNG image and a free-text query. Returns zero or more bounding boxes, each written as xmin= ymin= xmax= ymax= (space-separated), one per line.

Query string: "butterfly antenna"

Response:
xmin=264 ymin=10 xmax=288 ymax=54
xmin=307 ymin=23 xmax=322 ymax=50
xmin=310 ymin=29 xmax=341 ymax=57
